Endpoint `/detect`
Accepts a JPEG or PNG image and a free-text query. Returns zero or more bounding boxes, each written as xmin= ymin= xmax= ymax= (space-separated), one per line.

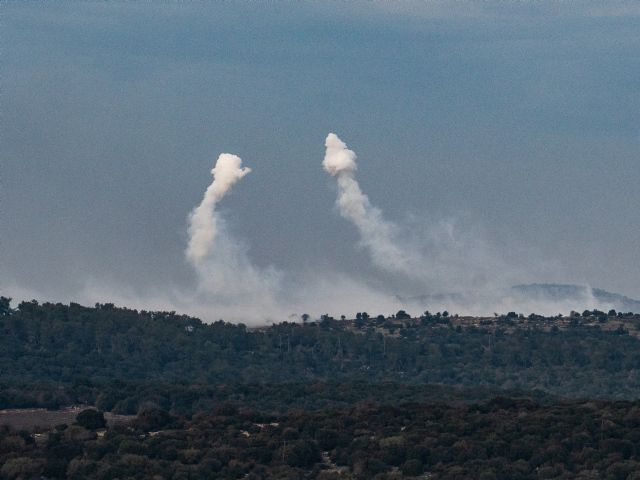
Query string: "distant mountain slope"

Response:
xmin=405 ymin=283 xmax=640 ymax=315
xmin=512 ymin=284 xmax=640 ymax=313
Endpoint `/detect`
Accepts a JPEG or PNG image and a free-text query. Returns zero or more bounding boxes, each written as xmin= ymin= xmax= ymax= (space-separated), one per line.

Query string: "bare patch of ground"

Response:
xmin=0 ymin=406 xmax=133 ymax=431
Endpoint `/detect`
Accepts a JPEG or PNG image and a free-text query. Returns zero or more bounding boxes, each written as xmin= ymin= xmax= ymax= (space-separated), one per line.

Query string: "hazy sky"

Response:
xmin=3 ymin=2 xmax=640 ymax=320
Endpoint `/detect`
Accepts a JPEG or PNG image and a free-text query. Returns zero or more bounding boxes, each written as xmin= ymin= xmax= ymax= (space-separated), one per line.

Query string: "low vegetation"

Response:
xmin=4 ymin=400 xmax=640 ymax=479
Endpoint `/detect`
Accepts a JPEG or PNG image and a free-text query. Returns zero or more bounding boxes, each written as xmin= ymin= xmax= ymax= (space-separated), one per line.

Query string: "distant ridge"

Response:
xmin=403 ymin=283 xmax=640 ymax=314
xmin=511 ymin=283 xmax=640 ymax=313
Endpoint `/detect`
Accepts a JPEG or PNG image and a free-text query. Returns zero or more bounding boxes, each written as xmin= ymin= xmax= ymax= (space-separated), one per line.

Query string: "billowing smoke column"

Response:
xmin=184 ymin=152 xmax=284 ymax=323
xmin=323 ymin=133 xmax=416 ymax=277
xmin=186 ymin=153 xmax=251 ymax=265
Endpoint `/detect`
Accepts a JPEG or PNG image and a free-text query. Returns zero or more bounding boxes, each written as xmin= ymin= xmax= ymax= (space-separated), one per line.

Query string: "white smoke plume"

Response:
xmin=186 ymin=153 xmax=251 ymax=265
xmin=182 ymin=152 xmax=287 ymax=322
xmin=322 ymin=132 xmax=545 ymax=298
xmin=180 ymin=147 xmax=406 ymax=323
xmin=4 ymin=139 xmax=622 ymax=324
xmin=323 ymin=133 xmax=419 ymax=277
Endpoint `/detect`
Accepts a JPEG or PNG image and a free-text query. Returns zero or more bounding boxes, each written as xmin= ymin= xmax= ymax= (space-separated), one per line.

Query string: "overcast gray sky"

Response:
xmin=2 ymin=2 xmax=639 ymax=320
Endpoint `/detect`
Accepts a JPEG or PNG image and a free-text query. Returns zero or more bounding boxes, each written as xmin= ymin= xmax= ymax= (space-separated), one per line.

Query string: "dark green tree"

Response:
xmin=75 ymin=408 xmax=106 ymax=430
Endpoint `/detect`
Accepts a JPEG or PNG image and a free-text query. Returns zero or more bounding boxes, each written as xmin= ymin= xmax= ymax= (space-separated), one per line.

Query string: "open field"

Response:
xmin=0 ymin=406 xmax=133 ymax=431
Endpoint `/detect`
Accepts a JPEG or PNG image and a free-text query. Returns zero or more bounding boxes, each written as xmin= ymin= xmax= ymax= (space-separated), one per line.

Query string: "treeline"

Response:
xmin=0 ymin=381 xmax=552 ymax=417
xmin=4 ymin=399 xmax=640 ymax=479
xmin=2 ymin=298 xmax=640 ymax=413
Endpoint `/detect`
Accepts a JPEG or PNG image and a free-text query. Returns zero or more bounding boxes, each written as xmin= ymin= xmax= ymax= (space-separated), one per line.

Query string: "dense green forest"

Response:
xmin=4 ymin=400 xmax=640 ymax=479
xmin=1 ymin=298 xmax=640 ymax=414
xmin=3 ymin=298 xmax=640 ymax=478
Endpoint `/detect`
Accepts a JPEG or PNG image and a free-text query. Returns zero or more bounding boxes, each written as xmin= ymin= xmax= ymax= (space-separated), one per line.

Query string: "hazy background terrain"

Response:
xmin=2 ymin=2 xmax=639 ymax=322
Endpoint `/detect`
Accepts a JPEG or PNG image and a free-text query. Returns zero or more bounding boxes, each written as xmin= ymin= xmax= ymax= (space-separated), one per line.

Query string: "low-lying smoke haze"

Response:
xmin=2 ymin=2 xmax=639 ymax=323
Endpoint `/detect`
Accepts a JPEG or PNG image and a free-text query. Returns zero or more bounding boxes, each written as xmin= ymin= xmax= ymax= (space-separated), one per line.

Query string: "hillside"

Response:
xmin=3 ymin=297 xmax=640 ymax=479
xmin=1 ymin=297 xmax=640 ymax=414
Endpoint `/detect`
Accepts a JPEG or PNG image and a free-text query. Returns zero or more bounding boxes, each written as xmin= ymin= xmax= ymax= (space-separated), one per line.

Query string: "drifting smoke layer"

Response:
xmin=186 ymin=154 xmax=251 ymax=265
xmin=323 ymin=133 xmax=418 ymax=277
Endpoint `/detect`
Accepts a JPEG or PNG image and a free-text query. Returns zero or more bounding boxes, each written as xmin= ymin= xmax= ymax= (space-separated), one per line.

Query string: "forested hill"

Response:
xmin=2 ymin=297 xmax=640 ymax=413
